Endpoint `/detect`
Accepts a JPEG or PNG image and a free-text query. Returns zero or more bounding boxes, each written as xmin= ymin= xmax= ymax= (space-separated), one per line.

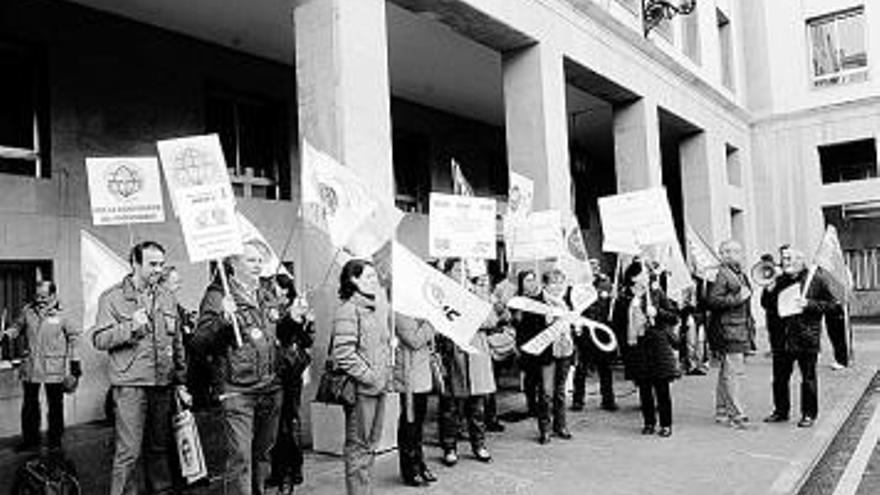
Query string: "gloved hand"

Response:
xmin=70 ymin=360 xmax=82 ymax=378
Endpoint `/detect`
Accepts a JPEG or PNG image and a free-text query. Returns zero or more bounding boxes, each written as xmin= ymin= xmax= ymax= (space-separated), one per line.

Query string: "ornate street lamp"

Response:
xmin=642 ymin=0 xmax=697 ymax=38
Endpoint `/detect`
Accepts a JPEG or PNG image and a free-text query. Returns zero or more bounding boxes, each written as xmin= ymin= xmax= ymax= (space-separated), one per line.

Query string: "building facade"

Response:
xmin=0 ymin=0 xmax=871 ymax=438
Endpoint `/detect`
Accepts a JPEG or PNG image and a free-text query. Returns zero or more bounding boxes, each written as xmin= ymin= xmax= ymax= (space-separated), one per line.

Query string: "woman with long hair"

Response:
xmin=613 ymin=260 xmax=680 ymax=437
xmin=330 ymin=259 xmax=393 ymax=495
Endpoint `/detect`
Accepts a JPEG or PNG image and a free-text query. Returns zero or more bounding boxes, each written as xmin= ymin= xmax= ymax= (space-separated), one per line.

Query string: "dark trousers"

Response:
xmin=271 ymin=381 xmax=304 ymax=485
xmin=572 ymin=346 xmax=615 ymax=407
xmin=21 ymin=381 xmax=65 ymax=447
xmin=397 ymin=393 xmax=428 ymax=480
xmin=438 ymin=395 xmax=485 ymax=451
xmin=526 ymin=357 xmax=571 ymax=434
xmin=638 ymin=379 xmax=672 ymax=428
xmin=222 ymin=389 xmax=283 ymax=495
xmin=772 ymin=352 xmax=818 ymax=419
xmin=552 ymin=357 xmax=572 ymax=432
xmin=826 ymin=307 xmax=849 ymax=366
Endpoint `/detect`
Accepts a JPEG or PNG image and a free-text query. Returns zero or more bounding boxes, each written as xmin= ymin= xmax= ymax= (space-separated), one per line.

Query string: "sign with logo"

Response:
xmin=429 ymin=193 xmax=497 ymax=260
xmin=507 ymin=171 xmax=534 ymax=222
xmin=506 ymin=209 xmax=565 ymax=262
xmin=157 ymin=134 xmax=235 ymax=216
xmin=598 ymin=187 xmax=678 ymax=254
xmin=177 ymin=184 xmax=243 ymax=263
xmin=392 ymin=241 xmax=491 ymax=353
xmin=86 ymin=157 xmax=165 ymax=225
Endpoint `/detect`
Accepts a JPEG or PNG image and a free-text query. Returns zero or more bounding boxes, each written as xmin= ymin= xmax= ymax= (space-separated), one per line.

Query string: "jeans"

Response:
xmin=397 ymin=393 xmax=428 ymax=480
xmin=528 ymin=358 xmax=571 ymax=434
xmin=772 ymin=352 xmax=818 ymax=419
xmin=344 ymin=393 xmax=387 ymax=495
xmin=271 ymin=381 xmax=304 ymax=485
xmin=638 ymin=379 xmax=672 ymax=428
xmin=439 ymin=395 xmax=485 ymax=451
xmin=21 ymin=382 xmax=64 ymax=447
xmin=715 ymin=353 xmax=747 ymax=421
xmin=826 ymin=307 xmax=849 ymax=366
xmin=222 ymin=389 xmax=283 ymax=495
xmin=110 ymin=386 xmax=175 ymax=495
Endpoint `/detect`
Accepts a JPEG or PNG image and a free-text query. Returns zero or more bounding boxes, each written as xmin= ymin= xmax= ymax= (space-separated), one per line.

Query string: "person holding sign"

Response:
xmin=330 ymin=259 xmax=393 ymax=495
xmin=758 ymin=248 xmax=835 ymax=428
xmin=191 ymin=240 xmax=284 ymax=495
xmin=92 ymin=241 xmax=189 ymax=495
xmin=512 ymin=269 xmax=550 ymax=443
xmin=612 ymin=261 xmax=680 ymax=438
xmin=705 ymin=240 xmax=754 ymax=430
xmin=436 ymin=259 xmax=494 ymax=466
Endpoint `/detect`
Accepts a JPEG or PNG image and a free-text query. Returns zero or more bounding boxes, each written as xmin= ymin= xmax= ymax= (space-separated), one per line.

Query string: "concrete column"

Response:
xmin=502 ymin=43 xmax=571 ymax=212
xmin=293 ymin=0 xmax=397 ymax=450
xmin=613 ymin=98 xmax=662 ymax=193
xmin=680 ymin=131 xmax=728 ymax=248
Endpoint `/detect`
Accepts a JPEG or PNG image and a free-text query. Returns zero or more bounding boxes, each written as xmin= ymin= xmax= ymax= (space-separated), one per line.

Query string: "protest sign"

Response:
xmin=393 ymin=241 xmax=491 ymax=353
xmin=507 ymin=171 xmax=534 ymax=221
xmin=598 ymin=187 xmax=677 ymax=254
xmin=778 ymin=284 xmax=803 ymax=318
xmin=506 ymin=210 xmax=565 ymax=262
xmin=429 ymin=193 xmax=496 ymax=260
xmin=508 ymin=295 xmax=617 ymax=354
xmin=555 ymin=214 xmax=593 ymax=285
xmin=157 ymin=134 xmax=235 ymax=216
xmin=86 ymin=157 xmax=165 ymax=225
xmin=177 ymin=185 xmax=242 ymax=263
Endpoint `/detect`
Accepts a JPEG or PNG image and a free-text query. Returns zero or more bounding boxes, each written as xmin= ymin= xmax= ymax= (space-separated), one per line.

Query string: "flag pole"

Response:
xmin=217 ymin=262 xmax=243 ymax=347
xmin=607 ymin=255 xmax=622 ymax=321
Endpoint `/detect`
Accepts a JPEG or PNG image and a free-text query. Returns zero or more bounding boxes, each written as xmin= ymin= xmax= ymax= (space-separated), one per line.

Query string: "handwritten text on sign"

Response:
xmin=429 ymin=193 xmax=497 ymax=260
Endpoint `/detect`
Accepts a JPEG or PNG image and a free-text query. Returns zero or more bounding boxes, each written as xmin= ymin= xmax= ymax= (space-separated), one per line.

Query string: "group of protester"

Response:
xmin=2 ymin=234 xmax=848 ymax=495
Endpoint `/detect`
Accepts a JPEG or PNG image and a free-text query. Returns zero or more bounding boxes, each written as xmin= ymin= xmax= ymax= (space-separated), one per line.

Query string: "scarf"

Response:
xmin=627 ymin=293 xmax=648 ymax=346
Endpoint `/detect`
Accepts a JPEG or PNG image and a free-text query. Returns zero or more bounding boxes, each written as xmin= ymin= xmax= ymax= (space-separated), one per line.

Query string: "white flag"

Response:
xmin=236 ymin=212 xmax=291 ymax=278
xmin=345 ymin=201 xmax=405 ymax=258
xmin=685 ymin=222 xmax=719 ymax=282
xmin=81 ymin=230 xmax=129 ymax=329
xmin=301 ymin=141 xmax=378 ymax=248
xmin=555 ymin=214 xmax=594 ymax=286
xmin=507 ymin=171 xmax=534 ymax=221
xmin=392 ymin=241 xmax=491 ymax=353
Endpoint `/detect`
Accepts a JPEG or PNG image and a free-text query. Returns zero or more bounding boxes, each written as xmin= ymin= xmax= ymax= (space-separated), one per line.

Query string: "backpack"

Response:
xmin=12 ymin=455 xmax=80 ymax=495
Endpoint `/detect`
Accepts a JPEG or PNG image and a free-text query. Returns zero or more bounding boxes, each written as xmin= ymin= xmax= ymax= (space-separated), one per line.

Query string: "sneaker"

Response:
xmin=472 ymin=446 xmax=492 ymax=463
xmin=657 ymin=426 xmax=673 ymax=438
xmin=763 ymin=413 xmax=789 ymax=423
xmin=442 ymin=450 xmax=459 ymax=466
xmin=797 ymin=417 xmax=815 ymax=428
xmin=830 ymin=362 xmax=846 ymax=371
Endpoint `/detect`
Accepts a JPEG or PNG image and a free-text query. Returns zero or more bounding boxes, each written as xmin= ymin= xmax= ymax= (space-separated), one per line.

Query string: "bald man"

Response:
xmin=706 ymin=240 xmax=754 ymax=429
xmin=759 ymin=247 xmax=835 ymax=428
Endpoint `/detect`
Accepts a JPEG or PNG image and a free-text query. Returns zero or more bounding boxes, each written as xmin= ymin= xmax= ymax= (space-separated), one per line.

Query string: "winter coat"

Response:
xmin=514 ymin=293 xmax=554 ymax=366
xmin=706 ymin=264 xmax=754 ymax=354
xmin=436 ymin=330 xmax=496 ymax=398
xmin=92 ymin=275 xmax=187 ymax=387
xmin=393 ymin=313 xmax=436 ymax=395
xmin=331 ymin=294 xmax=393 ymax=396
xmin=613 ymin=288 xmax=680 ymax=383
xmin=760 ymin=269 xmax=836 ymax=354
xmin=192 ymin=278 xmax=281 ymax=394
xmin=10 ymin=302 xmax=79 ymax=384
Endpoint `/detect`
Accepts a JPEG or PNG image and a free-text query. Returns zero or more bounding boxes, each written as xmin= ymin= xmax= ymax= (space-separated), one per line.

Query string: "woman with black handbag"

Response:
xmin=267 ymin=273 xmax=314 ymax=494
xmin=329 ymin=259 xmax=392 ymax=495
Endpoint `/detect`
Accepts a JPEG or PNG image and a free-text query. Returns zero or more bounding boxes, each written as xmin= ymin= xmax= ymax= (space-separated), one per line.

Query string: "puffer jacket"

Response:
xmin=760 ymin=269 xmax=836 ymax=353
xmin=11 ymin=302 xmax=79 ymax=384
xmin=331 ymin=294 xmax=393 ymax=396
xmin=92 ymin=275 xmax=186 ymax=387
xmin=192 ymin=278 xmax=281 ymax=394
xmin=706 ymin=264 xmax=754 ymax=354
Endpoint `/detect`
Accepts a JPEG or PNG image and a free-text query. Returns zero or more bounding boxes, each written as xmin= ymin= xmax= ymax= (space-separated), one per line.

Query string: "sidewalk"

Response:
xmin=1 ymin=325 xmax=878 ymax=495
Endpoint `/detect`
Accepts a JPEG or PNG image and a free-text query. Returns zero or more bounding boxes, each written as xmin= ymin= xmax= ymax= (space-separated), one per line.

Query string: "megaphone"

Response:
xmin=751 ymin=257 xmax=781 ymax=286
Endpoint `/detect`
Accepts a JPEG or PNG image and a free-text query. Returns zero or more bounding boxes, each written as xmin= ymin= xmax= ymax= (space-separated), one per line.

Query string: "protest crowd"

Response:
xmin=0 ymin=136 xmax=855 ymax=495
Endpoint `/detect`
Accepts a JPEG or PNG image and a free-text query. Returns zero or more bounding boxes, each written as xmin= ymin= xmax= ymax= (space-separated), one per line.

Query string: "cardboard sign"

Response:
xmin=177 ymin=184 xmax=242 ymax=263
xmin=86 ymin=157 xmax=165 ymax=225
xmin=598 ymin=187 xmax=677 ymax=254
xmin=507 ymin=171 xmax=534 ymax=221
xmin=506 ymin=210 xmax=565 ymax=262
xmin=157 ymin=134 xmax=235 ymax=216
xmin=429 ymin=193 xmax=497 ymax=260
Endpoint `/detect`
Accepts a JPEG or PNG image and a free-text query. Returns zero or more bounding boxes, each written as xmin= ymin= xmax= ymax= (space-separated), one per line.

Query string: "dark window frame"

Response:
xmin=819 ymin=138 xmax=878 ymax=184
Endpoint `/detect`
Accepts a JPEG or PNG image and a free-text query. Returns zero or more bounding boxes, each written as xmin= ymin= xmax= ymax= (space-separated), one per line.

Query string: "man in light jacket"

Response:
xmin=92 ymin=241 xmax=188 ymax=495
xmin=706 ymin=239 xmax=754 ymax=429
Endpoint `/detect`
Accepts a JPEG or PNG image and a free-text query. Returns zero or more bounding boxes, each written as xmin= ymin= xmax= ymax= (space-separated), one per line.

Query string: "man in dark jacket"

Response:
xmin=572 ymin=260 xmax=618 ymax=411
xmin=706 ymin=239 xmax=754 ymax=429
xmin=760 ymin=248 xmax=835 ymax=427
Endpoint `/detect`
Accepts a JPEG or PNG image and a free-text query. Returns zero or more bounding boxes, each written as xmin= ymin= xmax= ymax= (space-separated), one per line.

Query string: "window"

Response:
xmin=845 ymin=248 xmax=880 ymax=290
xmin=808 ymin=8 xmax=867 ymax=88
xmin=682 ymin=4 xmax=701 ymax=64
xmin=205 ymin=88 xmax=290 ymax=200
xmin=717 ymin=9 xmax=735 ymax=92
xmin=0 ymin=261 xmax=52 ymax=367
xmin=393 ymin=131 xmax=431 ymax=213
xmin=730 ymin=208 xmax=744 ymax=246
xmin=0 ymin=40 xmax=49 ymax=178
xmin=725 ymin=143 xmax=741 ymax=187
xmin=819 ymin=139 xmax=877 ymax=184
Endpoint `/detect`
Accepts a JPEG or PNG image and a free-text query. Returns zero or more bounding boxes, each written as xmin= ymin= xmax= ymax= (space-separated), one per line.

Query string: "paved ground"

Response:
xmin=1 ymin=325 xmax=879 ymax=495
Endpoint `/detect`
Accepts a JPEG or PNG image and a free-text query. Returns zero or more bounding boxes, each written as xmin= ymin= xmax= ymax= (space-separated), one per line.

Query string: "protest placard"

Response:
xmin=177 ymin=184 xmax=242 ymax=263
xmin=507 ymin=171 xmax=534 ymax=221
xmin=506 ymin=209 xmax=565 ymax=262
xmin=598 ymin=187 xmax=677 ymax=254
xmin=429 ymin=193 xmax=497 ymax=260
xmin=157 ymin=134 xmax=235 ymax=216
xmin=86 ymin=157 xmax=165 ymax=225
